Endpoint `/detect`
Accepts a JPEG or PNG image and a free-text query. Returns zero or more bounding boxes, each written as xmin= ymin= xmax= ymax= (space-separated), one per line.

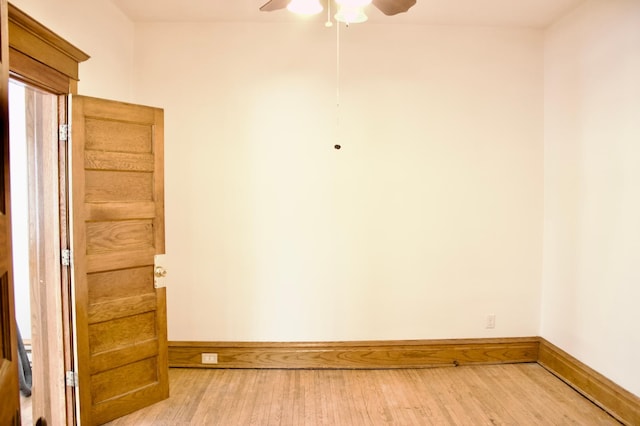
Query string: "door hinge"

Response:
xmin=65 ymin=371 xmax=78 ymax=387
xmin=59 ymin=124 xmax=70 ymax=141
xmin=61 ymin=249 xmax=71 ymax=266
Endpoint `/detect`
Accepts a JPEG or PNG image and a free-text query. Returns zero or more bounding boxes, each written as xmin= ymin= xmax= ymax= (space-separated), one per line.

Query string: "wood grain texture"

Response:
xmin=23 ymin=87 xmax=67 ymax=426
xmin=85 ymin=151 xmax=155 ymax=172
xmin=59 ymin=93 xmax=77 ymax=426
xmin=7 ymin=3 xmax=88 ymax=86
xmin=6 ymin=7 xmax=88 ymax=425
xmin=86 ymin=248 xmax=156 ymax=273
xmin=71 ymin=96 xmax=168 ymax=425
xmin=91 ymin=358 xmax=158 ymax=404
xmin=89 ymin=312 xmax=156 ymax=355
xmin=538 ymin=338 xmax=639 ymax=426
xmin=90 ymin=339 xmax=159 ymax=375
xmin=81 ymin=96 xmax=157 ymax=123
xmin=86 ymin=220 xmax=154 ymax=255
xmin=104 ymin=364 xmax=619 ymax=425
xmin=85 ymin=201 xmax=156 ymax=222
xmin=8 ymin=48 xmax=68 ymax=93
xmin=0 ymin=2 xmax=20 ymax=423
xmin=85 ymin=170 xmax=154 ymax=202
xmin=85 ymin=118 xmax=152 ymax=153
xmin=169 ymin=338 xmax=540 ymax=369
xmin=87 ymin=293 xmax=157 ymax=324
xmin=88 ymin=267 xmax=154 ymax=303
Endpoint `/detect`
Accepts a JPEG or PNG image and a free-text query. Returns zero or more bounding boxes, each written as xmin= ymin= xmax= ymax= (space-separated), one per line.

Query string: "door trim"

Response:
xmin=0 ymin=0 xmax=20 ymax=424
xmin=7 ymin=5 xmax=88 ymax=425
xmin=8 ymin=4 xmax=89 ymax=94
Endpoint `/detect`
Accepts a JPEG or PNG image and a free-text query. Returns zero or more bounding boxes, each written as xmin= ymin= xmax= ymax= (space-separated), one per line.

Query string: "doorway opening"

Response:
xmin=8 ymin=78 xmax=74 ymax=426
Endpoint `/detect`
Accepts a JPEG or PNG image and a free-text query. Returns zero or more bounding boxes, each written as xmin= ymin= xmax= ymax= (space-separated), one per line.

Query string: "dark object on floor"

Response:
xmin=17 ymin=326 xmax=32 ymax=397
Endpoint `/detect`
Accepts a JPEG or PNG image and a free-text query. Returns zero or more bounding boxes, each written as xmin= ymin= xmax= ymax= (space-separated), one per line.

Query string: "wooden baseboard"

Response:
xmin=169 ymin=337 xmax=639 ymax=423
xmin=169 ymin=337 xmax=539 ymax=369
xmin=537 ymin=338 xmax=640 ymax=426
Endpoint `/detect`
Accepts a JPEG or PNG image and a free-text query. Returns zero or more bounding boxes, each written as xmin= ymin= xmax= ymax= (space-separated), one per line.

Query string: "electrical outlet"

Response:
xmin=486 ymin=314 xmax=496 ymax=329
xmin=201 ymin=353 xmax=218 ymax=364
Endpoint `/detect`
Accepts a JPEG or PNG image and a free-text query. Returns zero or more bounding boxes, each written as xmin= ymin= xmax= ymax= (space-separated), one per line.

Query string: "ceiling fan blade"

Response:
xmin=372 ymin=0 xmax=417 ymax=16
xmin=260 ymin=0 xmax=290 ymax=12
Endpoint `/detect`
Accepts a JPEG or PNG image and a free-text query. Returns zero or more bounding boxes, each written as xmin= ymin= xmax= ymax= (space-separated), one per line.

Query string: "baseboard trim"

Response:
xmin=168 ymin=337 xmax=639 ymax=423
xmin=168 ymin=337 xmax=539 ymax=370
xmin=537 ymin=338 xmax=640 ymax=426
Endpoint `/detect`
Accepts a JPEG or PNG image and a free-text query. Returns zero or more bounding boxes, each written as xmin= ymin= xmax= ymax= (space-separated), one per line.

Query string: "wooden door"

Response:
xmin=0 ymin=0 xmax=20 ymax=424
xmin=70 ymin=95 xmax=168 ymax=425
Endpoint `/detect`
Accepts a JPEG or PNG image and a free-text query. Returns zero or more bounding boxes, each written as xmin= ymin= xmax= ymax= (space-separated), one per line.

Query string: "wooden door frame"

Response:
xmin=8 ymin=4 xmax=88 ymax=94
xmin=0 ymin=0 xmax=21 ymax=424
xmin=7 ymin=4 xmax=88 ymax=425
xmin=12 ymin=81 xmax=68 ymax=426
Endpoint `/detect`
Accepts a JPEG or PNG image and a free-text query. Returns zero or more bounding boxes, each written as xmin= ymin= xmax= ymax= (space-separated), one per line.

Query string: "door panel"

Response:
xmin=0 ymin=0 xmax=20 ymax=424
xmin=71 ymin=95 xmax=167 ymax=425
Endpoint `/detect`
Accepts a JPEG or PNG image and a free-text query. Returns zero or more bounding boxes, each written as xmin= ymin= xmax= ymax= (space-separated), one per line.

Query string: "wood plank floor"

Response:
xmin=105 ymin=363 xmax=620 ymax=425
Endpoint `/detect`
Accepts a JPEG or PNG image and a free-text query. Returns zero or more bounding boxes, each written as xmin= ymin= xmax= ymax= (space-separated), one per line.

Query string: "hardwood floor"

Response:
xmin=105 ymin=364 xmax=620 ymax=425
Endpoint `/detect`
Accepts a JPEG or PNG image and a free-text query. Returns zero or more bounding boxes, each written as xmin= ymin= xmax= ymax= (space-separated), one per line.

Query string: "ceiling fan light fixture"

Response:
xmin=335 ymin=0 xmax=372 ymax=7
xmin=335 ymin=6 xmax=368 ymax=24
xmin=287 ymin=0 xmax=323 ymax=15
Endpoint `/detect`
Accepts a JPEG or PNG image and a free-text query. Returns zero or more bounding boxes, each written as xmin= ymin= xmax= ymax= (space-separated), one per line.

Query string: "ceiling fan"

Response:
xmin=259 ymin=0 xmax=417 ymax=19
xmin=260 ymin=0 xmax=417 ymax=149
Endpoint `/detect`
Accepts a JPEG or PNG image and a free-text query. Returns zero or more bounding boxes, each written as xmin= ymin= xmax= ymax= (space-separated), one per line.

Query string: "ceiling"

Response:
xmin=110 ymin=0 xmax=585 ymax=28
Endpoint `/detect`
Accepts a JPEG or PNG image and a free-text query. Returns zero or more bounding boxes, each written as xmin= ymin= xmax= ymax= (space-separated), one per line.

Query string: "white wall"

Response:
xmin=542 ymin=0 xmax=640 ymax=396
xmin=10 ymin=0 xmax=135 ymax=101
xmin=133 ymin=23 xmax=544 ymax=342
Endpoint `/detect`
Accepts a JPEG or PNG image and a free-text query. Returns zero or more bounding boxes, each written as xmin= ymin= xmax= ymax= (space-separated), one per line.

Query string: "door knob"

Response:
xmin=154 ymin=254 xmax=168 ymax=289
xmin=155 ymin=266 xmax=167 ymax=278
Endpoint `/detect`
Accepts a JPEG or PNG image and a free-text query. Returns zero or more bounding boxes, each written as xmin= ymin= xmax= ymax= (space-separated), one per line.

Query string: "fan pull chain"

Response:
xmin=334 ymin=19 xmax=342 ymax=150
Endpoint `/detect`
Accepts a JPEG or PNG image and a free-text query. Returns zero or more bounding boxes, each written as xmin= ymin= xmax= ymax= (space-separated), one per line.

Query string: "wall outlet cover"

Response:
xmin=201 ymin=353 xmax=218 ymax=364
